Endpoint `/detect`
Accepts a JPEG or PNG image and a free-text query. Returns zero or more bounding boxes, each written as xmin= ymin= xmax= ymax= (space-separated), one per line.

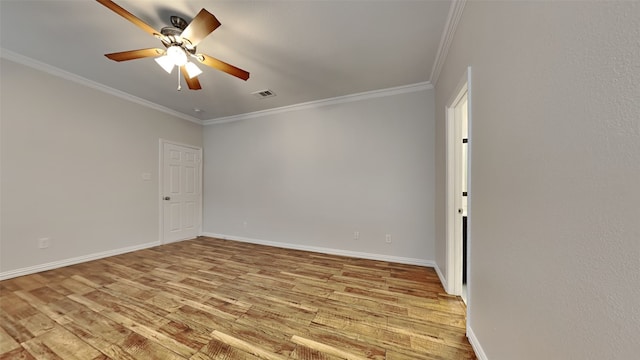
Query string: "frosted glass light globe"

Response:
xmin=167 ymin=45 xmax=188 ymax=66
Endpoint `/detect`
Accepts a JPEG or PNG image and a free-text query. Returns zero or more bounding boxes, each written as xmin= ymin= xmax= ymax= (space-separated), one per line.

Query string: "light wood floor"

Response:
xmin=0 ymin=237 xmax=476 ymax=359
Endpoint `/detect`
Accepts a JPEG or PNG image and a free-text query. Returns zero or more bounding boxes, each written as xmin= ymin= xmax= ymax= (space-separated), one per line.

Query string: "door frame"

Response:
xmin=158 ymin=139 xmax=203 ymax=244
xmin=445 ymin=66 xmax=471 ymax=296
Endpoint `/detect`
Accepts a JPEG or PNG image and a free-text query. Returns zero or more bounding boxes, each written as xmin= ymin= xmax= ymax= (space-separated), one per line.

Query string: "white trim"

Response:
xmin=0 ymin=48 xmax=203 ymax=125
xmin=433 ymin=263 xmax=448 ymax=292
xmin=201 ymin=232 xmax=436 ymax=268
xmin=1 ymin=48 xmax=433 ymax=128
xmin=445 ymin=104 xmax=458 ymax=295
xmin=464 ymin=65 xmax=474 ymax=329
xmin=0 ymin=241 xmax=160 ymax=281
xmin=429 ymin=0 xmax=467 ymax=85
xmin=445 ymin=66 xmax=480 ymax=358
xmin=467 ymin=326 xmax=488 ymax=360
xmin=447 ymin=69 xmax=471 ymax=110
xmin=203 ymin=82 xmax=433 ymax=125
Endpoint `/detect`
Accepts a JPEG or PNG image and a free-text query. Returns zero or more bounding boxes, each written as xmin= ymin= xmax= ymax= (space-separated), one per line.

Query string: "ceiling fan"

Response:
xmin=96 ymin=0 xmax=250 ymax=90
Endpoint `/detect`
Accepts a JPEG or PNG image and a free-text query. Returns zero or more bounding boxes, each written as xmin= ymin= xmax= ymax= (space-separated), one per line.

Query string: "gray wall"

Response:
xmin=434 ymin=2 xmax=640 ymax=359
xmin=203 ymin=88 xmax=436 ymax=263
xmin=0 ymin=58 xmax=203 ymax=276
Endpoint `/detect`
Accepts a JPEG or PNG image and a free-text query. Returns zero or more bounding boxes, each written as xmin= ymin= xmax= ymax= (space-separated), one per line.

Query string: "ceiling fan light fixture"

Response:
xmin=98 ymin=1 xmax=249 ymax=90
xmin=155 ymin=55 xmax=175 ymax=74
xmin=166 ymin=45 xmax=188 ymax=66
xmin=184 ymin=61 xmax=203 ymax=79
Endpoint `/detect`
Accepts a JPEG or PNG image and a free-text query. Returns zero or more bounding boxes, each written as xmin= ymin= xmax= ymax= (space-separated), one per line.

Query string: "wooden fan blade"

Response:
xmin=180 ymin=9 xmax=221 ymax=46
xmin=96 ymin=0 xmax=160 ymax=37
xmin=180 ymin=66 xmax=202 ymax=90
xmin=197 ymin=54 xmax=250 ymax=81
xmin=105 ymin=48 xmax=165 ymax=62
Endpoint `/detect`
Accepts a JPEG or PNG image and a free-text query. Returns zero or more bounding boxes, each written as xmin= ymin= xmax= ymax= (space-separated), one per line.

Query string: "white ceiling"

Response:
xmin=0 ymin=0 xmax=453 ymax=123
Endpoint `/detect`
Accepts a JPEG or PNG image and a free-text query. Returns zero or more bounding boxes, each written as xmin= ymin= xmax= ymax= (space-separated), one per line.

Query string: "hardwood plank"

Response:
xmin=410 ymin=335 xmax=477 ymax=359
xmin=193 ymin=337 xmax=262 ymax=360
xmin=21 ymin=337 xmax=63 ymax=360
xmin=211 ymin=319 xmax=297 ymax=357
xmin=12 ymin=291 xmax=72 ymax=325
xmin=158 ymin=320 xmax=211 ymax=351
xmin=19 ymin=312 xmax=56 ymax=337
xmin=0 ymin=309 xmax=34 ymax=343
xmin=104 ymin=308 xmax=197 ymax=358
xmin=210 ymin=330 xmax=287 ymax=360
xmin=64 ymin=307 xmax=131 ymax=345
xmin=68 ymin=293 xmax=196 ymax=358
xmin=61 ymin=320 xmax=137 ymax=360
xmin=0 ymin=274 xmax=48 ymax=292
xmin=290 ymin=335 xmax=373 ymax=360
xmin=28 ymin=325 xmax=102 ymax=360
xmin=120 ymin=332 xmax=186 ymax=360
xmin=327 ymin=291 xmax=408 ymax=316
xmin=166 ymin=305 xmax=229 ymax=334
xmin=235 ymin=304 xmax=314 ymax=340
xmin=0 ymin=237 xmax=476 ymax=360
xmin=296 ymin=326 xmax=387 ymax=360
xmin=288 ymin=344 xmax=344 ymax=360
xmin=0 ymin=346 xmax=38 ymax=360
xmin=0 ymin=293 xmax=39 ymax=321
xmin=58 ymin=277 xmax=96 ymax=295
xmin=83 ymin=289 xmax=171 ymax=328
xmin=0 ymin=325 xmax=20 ymax=353
xmin=311 ymin=310 xmax=410 ymax=348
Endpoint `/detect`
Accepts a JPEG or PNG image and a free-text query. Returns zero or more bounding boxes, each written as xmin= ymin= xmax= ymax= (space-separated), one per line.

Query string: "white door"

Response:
xmin=455 ymin=93 xmax=469 ymax=303
xmin=161 ymin=141 xmax=202 ymax=243
xmin=446 ymin=67 xmax=471 ymax=299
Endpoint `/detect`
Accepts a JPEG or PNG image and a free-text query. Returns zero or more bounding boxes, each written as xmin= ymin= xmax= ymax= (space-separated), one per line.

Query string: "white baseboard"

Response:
xmin=433 ymin=262 xmax=448 ymax=293
xmin=0 ymin=241 xmax=161 ymax=281
xmin=467 ymin=325 xmax=488 ymax=360
xmin=201 ymin=232 xmax=436 ymax=268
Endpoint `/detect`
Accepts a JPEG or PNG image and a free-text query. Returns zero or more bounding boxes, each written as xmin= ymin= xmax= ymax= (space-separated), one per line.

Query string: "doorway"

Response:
xmin=160 ymin=140 xmax=203 ymax=244
xmin=445 ymin=67 xmax=471 ymax=302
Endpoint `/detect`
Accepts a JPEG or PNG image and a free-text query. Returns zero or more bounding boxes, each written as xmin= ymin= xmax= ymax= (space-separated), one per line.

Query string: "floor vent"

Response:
xmin=251 ymin=89 xmax=276 ymax=99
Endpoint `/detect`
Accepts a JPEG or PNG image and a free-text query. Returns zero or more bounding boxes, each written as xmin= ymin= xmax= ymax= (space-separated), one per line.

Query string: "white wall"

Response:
xmin=434 ymin=2 xmax=640 ymax=359
xmin=0 ymin=58 xmax=202 ymax=277
xmin=203 ymin=87 xmax=436 ymax=264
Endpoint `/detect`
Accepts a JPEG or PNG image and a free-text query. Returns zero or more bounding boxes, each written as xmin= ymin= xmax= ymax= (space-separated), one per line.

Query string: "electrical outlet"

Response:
xmin=38 ymin=238 xmax=50 ymax=249
xmin=353 ymin=231 xmax=360 ymax=240
xmin=385 ymin=234 xmax=392 ymax=243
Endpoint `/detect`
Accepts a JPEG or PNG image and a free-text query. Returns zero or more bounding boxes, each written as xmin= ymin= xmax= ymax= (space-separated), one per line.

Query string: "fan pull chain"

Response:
xmin=177 ymin=67 xmax=182 ymax=91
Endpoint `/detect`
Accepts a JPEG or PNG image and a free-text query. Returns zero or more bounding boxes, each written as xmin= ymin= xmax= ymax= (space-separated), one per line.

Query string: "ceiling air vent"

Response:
xmin=251 ymin=89 xmax=277 ymax=99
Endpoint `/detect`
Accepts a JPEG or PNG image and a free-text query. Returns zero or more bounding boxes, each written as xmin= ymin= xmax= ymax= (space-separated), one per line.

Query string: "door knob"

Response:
xmin=458 ymin=208 xmax=464 ymax=214
xmin=164 ymin=196 xmax=171 ymax=201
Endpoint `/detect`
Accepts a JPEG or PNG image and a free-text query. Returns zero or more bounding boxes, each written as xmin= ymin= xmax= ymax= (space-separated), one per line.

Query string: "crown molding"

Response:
xmin=203 ymin=81 xmax=433 ymax=125
xmin=0 ymin=48 xmax=203 ymax=125
xmin=1 ymin=48 xmax=435 ymax=127
xmin=429 ymin=0 xmax=467 ymax=86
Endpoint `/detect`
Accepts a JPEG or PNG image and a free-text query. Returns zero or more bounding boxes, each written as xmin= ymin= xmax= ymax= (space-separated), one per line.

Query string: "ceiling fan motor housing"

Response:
xmin=160 ymin=16 xmax=196 ymax=53
xmin=170 ymin=15 xmax=188 ymax=30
